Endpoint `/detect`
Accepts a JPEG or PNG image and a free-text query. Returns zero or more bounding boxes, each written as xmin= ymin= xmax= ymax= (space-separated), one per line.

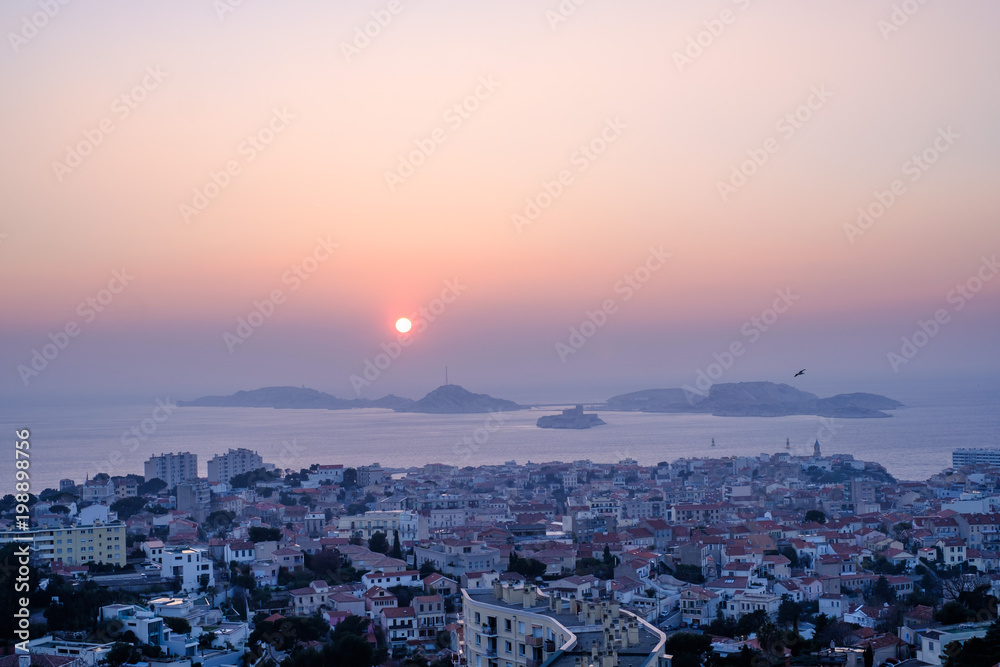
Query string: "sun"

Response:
xmin=395 ymin=317 xmax=412 ymax=333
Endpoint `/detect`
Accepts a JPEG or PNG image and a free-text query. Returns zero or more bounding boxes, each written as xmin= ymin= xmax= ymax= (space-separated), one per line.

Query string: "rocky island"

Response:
xmin=178 ymin=384 xmax=525 ymax=414
xmin=536 ymin=405 xmax=606 ymax=429
xmin=603 ymin=381 xmax=903 ymax=418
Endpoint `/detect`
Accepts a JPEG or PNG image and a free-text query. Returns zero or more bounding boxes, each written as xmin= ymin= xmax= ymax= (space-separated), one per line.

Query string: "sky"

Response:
xmin=1 ymin=0 xmax=999 ymax=405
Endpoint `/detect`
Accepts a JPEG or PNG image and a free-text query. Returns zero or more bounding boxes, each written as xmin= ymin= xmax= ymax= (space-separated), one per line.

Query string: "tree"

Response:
xmin=307 ymin=549 xmax=344 ymax=580
xmin=342 ymin=468 xmax=358 ymax=488
xmin=389 ymin=530 xmax=403 ymax=559
xmin=389 ymin=585 xmax=415 ymax=608
xmin=805 ymin=509 xmax=827 ymax=524
xmin=777 ymin=597 xmax=801 ymax=628
xmin=872 ymin=575 xmax=897 ymax=605
xmin=863 ymin=644 xmax=874 ymax=667
xmin=345 ymin=502 xmax=369 ymax=516
xmin=508 ymin=551 xmax=547 ymax=579
xmin=277 ymin=614 xmax=384 ymax=667
xmin=163 ymin=616 xmax=191 ymax=635
xmin=105 ymin=642 xmax=141 ymax=667
xmin=137 ymin=477 xmax=167 ymax=496
xmin=110 ymin=496 xmax=148 ymax=520
xmin=368 ymin=531 xmax=389 ymax=554
xmin=248 ymin=526 xmax=281 ymax=543
xmin=779 ymin=546 xmax=799 ymax=568
xmin=942 ymin=617 xmax=1000 ymax=666
xmin=672 ymin=564 xmax=705 ymax=585
xmin=204 ymin=510 xmax=236 ymax=532
xmin=735 ymin=609 xmax=769 ymax=638
xmin=229 ymin=467 xmax=275 ymax=489
xmin=663 ymin=632 xmax=712 ymax=667
xmin=936 ymin=600 xmax=976 ymax=625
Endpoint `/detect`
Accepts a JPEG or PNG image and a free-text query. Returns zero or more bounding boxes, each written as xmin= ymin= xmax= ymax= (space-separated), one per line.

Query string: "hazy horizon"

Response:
xmin=3 ymin=1 xmax=999 ymax=404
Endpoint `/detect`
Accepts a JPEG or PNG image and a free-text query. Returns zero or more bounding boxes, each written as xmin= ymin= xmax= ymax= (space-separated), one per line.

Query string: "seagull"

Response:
xmin=793 ymin=369 xmax=806 ymax=377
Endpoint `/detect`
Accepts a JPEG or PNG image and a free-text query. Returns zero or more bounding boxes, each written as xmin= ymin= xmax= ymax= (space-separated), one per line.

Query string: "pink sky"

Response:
xmin=2 ymin=0 xmax=999 ymax=402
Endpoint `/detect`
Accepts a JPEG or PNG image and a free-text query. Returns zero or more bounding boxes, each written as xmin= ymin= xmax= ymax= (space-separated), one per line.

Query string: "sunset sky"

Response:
xmin=2 ymin=0 xmax=999 ymax=404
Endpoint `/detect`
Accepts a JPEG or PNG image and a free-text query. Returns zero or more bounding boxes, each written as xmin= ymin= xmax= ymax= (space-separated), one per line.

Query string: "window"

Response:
xmin=504 ymin=619 xmax=512 ymax=631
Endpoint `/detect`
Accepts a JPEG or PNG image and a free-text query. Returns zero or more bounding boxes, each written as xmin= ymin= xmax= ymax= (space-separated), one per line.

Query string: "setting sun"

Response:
xmin=395 ymin=317 xmax=412 ymax=333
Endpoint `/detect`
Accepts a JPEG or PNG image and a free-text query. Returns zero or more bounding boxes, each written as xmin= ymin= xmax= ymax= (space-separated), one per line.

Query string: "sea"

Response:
xmin=3 ymin=380 xmax=999 ymax=495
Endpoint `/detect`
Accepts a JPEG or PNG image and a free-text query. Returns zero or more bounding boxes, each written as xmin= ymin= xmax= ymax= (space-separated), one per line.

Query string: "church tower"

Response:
xmin=813 ymin=439 xmax=821 ymax=458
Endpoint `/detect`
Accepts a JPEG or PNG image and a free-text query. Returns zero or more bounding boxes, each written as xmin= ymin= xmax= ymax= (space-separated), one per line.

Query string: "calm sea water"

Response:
xmin=3 ymin=381 xmax=999 ymax=495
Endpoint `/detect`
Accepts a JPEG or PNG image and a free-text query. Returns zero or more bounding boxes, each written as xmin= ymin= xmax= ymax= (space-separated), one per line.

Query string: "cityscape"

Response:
xmin=7 ymin=441 xmax=1000 ymax=666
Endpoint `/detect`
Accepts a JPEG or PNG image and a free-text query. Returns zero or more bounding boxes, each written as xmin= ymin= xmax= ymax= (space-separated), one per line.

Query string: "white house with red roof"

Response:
xmin=291 ymin=581 xmax=331 ymax=615
xmin=381 ymin=606 xmax=417 ymax=646
xmin=361 ymin=569 xmax=421 ymax=590
xmin=364 ymin=586 xmax=398 ymax=616
xmin=422 ymin=572 xmax=458 ymax=595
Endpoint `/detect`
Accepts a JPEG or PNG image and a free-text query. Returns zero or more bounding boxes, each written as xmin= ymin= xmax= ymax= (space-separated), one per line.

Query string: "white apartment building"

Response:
xmin=145 ymin=452 xmax=198 ymax=488
xmin=463 ymin=582 xmax=667 ymax=667
xmin=0 ymin=523 xmax=126 ymax=567
xmin=159 ymin=546 xmax=215 ymax=592
xmin=207 ymin=448 xmax=263 ymax=484
xmin=338 ymin=510 xmax=428 ymax=542
xmin=414 ymin=539 xmax=500 ymax=578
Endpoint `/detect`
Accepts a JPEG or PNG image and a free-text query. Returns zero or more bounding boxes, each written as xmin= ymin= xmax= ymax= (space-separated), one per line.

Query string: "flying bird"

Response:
xmin=793 ymin=369 xmax=806 ymax=377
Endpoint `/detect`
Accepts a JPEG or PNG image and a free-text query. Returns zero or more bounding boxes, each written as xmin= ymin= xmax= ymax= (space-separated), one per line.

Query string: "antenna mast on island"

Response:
xmin=445 ymin=366 xmax=448 ymax=385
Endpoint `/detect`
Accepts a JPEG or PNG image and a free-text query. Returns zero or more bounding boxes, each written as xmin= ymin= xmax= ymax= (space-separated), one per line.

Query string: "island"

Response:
xmin=178 ymin=384 xmax=526 ymax=415
xmin=536 ymin=405 xmax=606 ymax=429
xmin=603 ymin=381 xmax=903 ymax=418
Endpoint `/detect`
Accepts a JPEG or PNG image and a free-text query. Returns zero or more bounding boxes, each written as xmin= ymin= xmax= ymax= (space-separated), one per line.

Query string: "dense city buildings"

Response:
xmin=10 ymin=445 xmax=1000 ymax=665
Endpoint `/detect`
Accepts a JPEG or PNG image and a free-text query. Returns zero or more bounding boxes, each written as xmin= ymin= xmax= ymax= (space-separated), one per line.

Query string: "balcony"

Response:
xmin=481 ymin=624 xmax=498 ymax=637
xmin=525 ymin=635 xmax=543 ymax=647
xmin=526 ymin=659 xmax=543 ymax=667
